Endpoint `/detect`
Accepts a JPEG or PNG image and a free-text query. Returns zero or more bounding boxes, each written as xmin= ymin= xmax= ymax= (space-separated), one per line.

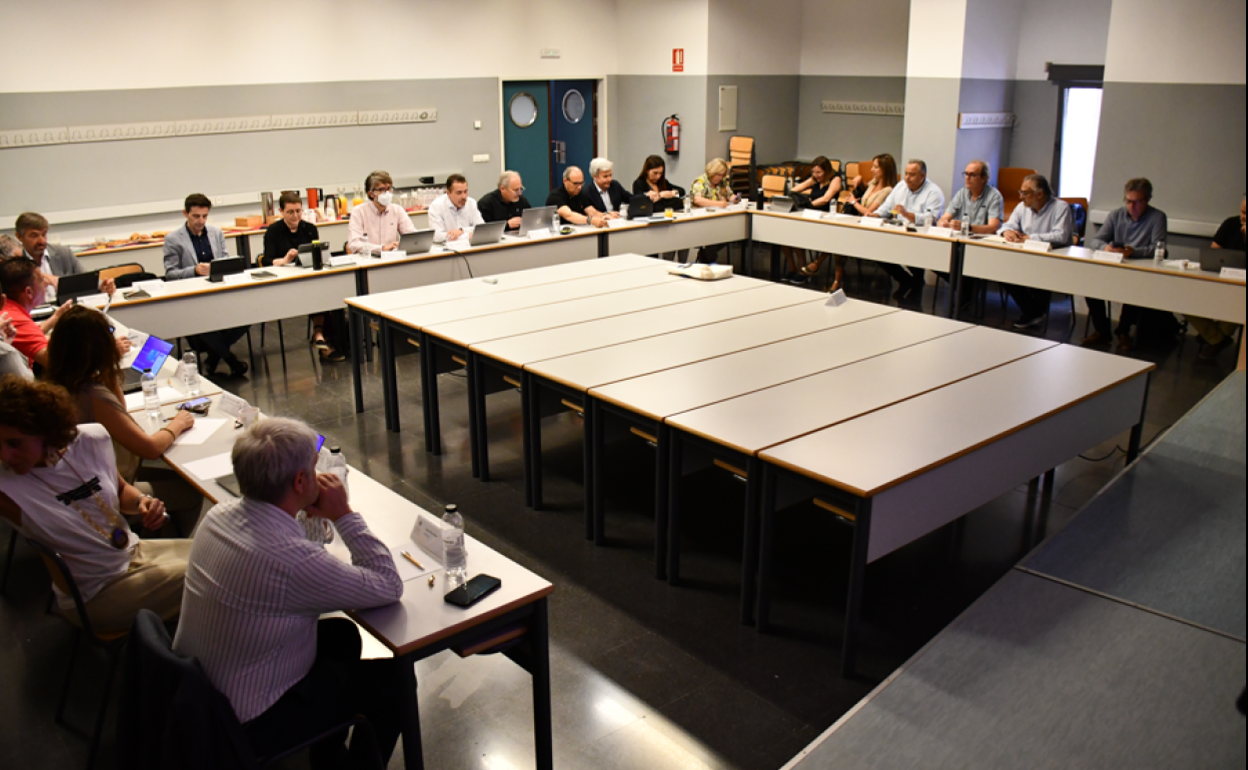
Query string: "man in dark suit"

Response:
xmin=584 ymin=158 xmax=629 ymax=219
xmin=477 ymin=171 xmax=532 ymax=230
xmin=14 ymin=212 xmax=116 ymax=295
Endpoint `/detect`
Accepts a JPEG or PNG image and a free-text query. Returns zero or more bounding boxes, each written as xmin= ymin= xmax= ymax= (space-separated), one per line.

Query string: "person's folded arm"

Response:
xmin=282 ymin=513 xmax=404 ymax=614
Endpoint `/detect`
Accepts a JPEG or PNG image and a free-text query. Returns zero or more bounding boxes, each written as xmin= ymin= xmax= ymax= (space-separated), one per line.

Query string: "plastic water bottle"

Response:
xmin=552 ymin=212 xmax=561 ymax=234
xmin=1154 ymin=239 xmax=1166 ymax=265
xmin=923 ymin=211 xmax=935 ymax=228
xmin=683 ymin=195 xmax=692 ymax=214
xmin=442 ymin=504 xmax=467 ymax=589
xmin=141 ymin=370 xmax=160 ymax=420
xmin=181 ymin=352 xmax=200 ymax=396
xmin=960 ymin=218 xmax=971 ymax=238
xmin=324 ymin=446 xmax=349 ymax=489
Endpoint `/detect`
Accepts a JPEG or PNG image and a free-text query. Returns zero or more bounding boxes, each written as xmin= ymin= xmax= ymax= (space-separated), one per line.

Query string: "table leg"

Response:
xmin=584 ymin=398 xmax=598 ymax=541
xmin=521 ymin=372 xmax=534 ymax=508
xmin=380 ymin=320 xmax=399 ymax=433
xmin=531 ymin=599 xmax=553 ymax=770
xmin=349 ymin=309 xmax=365 ymax=414
xmin=841 ymin=497 xmax=873 ymax=679
xmin=467 ymin=355 xmax=481 ymax=479
xmin=427 ymin=339 xmax=443 ymax=456
xmin=398 ymin=655 xmax=425 ymax=770
xmin=769 ymin=243 xmax=781 ymax=282
xmin=666 ymin=431 xmax=683 ymax=585
xmin=755 ymin=465 xmax=778 ymax=632
xmin=740 ymin=456 xmax=761 ymax=626
xmin=652 ymin=426 xmax=671 ymax=565
xmin=419 ymin=332 xmax=434 ymax=453
xmin=1126 ymin=372 xmax=1151 ymax=464
xmin=591 ymin=400 xmax=607 ymax=544
xmin=947 ymin=243 xmax=963 ymax=319
xmin=529 ymin=377 xmax=544 ymax=511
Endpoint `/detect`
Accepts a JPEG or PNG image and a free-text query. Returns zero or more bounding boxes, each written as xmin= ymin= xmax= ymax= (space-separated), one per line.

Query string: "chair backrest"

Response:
xmin=998 ymin=167 xmax=1036 ymax=218
xmin=761 ymin=174 xmax=787 ymax=199
xmin=728 ymin=136 xmax=754 ymax=167
xmin=1060 ymin=197 xmax=1090 ymax=244
xmin=100 ymin=263 xmax=145 ymax=283
xmin=25 ymin=537 xmax=124 ymax=643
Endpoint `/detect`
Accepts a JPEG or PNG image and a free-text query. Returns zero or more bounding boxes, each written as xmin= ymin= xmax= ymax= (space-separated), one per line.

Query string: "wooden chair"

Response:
xmin=27 ymin=538 xmax=129 ymax=770
xmin=727 ymin=136 xmax=756 ymax=198
xmin=761 ymin=174 xmax=787 ymax=200
xmin=98 ymin=263 xmax=145 ymax=284
xmin=998 ymin=167 xmax=1037 ymax=218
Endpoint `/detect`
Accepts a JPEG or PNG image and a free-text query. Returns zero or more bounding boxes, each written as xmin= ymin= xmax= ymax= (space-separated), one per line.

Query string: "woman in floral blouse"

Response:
xmin=689 ymin=158 xmax=741 ymax=263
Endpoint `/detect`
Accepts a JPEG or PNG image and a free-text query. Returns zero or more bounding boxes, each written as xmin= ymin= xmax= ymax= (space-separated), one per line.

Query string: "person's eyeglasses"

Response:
xmin=1019 ymin=189 xmax=1036 ymax=197
xmin=511 ymin=186 xmax=526 ymax=195
xmin=964 ymin=171 xmax=983 ymax=178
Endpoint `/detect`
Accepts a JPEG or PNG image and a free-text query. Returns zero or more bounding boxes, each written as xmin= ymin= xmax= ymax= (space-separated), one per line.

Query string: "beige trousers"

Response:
xmin=69 ymin=539 xmax=191 ymax=636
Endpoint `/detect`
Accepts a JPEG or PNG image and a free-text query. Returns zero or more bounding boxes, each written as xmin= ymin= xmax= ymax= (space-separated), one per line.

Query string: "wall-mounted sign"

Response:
xmin=673 ymin=49 xmax=685 ymax=73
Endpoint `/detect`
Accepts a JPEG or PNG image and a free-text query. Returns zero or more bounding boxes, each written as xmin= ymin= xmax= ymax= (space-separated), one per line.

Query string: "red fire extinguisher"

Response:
xmin=662 ymin=114 xmax=680 ymax=156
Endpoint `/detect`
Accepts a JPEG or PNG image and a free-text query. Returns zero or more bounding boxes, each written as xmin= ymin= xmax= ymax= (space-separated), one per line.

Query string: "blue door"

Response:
xmin=503 ymin=82 xmax=553 ymax=206
xmin=550 ymin=80 xmax=596 ymax=185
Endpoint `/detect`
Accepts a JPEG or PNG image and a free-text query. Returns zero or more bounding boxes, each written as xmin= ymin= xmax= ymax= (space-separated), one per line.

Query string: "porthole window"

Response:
xmin=562 ymin=90 xmax=586 ymax=124
xmin=509 ymin=92 xmax=539 ymax=128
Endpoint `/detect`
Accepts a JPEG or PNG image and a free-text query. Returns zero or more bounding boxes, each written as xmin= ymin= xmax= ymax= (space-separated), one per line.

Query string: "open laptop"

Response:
xmin=519 ymin=206 xmax=556 ymax=236
xmin=1198 ymin=248 xmax=1246 ymax=274
xmin=769 ymin=196 xmax=796 ymax=213
xmin=398 ymin=229 xmax=435 ymax=254
xmin=59 ymin=270 xmax=101 ymax=305
xmin=207 ymin=257 xmax=245 ymax=283
xmin=120 ymin=335 xmax=174 ymax=393
xmin=626 ymin=195 xmax=654 ymax=220
xmin=468 ymin=220 xmax=506 ymax=247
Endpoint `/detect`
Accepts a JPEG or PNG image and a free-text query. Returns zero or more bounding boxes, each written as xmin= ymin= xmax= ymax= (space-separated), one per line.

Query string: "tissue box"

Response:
xmin=235 ymin=216 xmax=264 ymax=229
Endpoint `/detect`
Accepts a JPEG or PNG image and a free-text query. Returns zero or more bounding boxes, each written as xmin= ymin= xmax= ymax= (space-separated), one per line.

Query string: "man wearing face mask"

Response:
xmin=427 ymin=174 xmax=485 ymax=243
xmin=347 ymin=170 xmax=417 ymax=254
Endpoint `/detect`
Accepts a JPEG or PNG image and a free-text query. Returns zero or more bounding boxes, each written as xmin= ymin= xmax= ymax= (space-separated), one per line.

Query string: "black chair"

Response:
xmin=26 ymin=538 xmax=129 ymax=770
xmin=118 ymin=609 xmax=382 ymax=770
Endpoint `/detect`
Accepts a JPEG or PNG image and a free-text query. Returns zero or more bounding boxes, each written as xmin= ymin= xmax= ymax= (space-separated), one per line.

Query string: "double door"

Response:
xmin=502 ymin=80 xmax=597 ymax=207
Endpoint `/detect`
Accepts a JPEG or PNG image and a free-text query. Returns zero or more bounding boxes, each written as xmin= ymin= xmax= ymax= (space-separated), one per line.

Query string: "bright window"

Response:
xmin=1058 ymin=87 xmax=1103 ymax=199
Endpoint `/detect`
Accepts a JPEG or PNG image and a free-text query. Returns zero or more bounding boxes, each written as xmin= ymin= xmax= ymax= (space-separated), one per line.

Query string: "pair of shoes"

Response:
xmin=1116 ymin=333 xmax=1133 ymax=352
xmin=1012 ymin=314 xmax=1046 ymax=330
xmin=203 ymin=354 xmax=221 ymax=376
xmin=225 ymin=355 xmax=249 ymax=377
xmin=1197 ymin=336 xmax=1231 ymax=361
xmin=1080 ymin=331 xmax=1108 ymax=347
xmin=319 ymin=349 xmax=347 ymax=363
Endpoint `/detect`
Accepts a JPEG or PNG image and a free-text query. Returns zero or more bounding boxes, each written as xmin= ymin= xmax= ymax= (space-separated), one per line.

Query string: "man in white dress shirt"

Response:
xmin=174 ymin=418 xmax=404 ymax=767
xmin=427 ymin=174 xmax=485 ymax=243
xmin=875 ymin=159 xmax=946 ymax=302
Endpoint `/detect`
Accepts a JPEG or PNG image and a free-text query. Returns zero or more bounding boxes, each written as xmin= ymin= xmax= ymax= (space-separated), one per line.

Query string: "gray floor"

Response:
xmin=0 ymin=263 xmax=1241 ymax=770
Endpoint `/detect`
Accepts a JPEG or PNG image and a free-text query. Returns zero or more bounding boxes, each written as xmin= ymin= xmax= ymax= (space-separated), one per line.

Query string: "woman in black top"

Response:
xmin=259 ymin=192 xmax=345 ymax=362
xmin=781 ymin=156 xmax=842 ymax=281
xmin=632 ymin=155 xmax=686 ymax=202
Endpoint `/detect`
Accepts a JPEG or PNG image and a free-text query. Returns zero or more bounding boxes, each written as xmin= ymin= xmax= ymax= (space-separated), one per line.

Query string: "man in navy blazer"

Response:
xmin=162 ymin=193 xmax=250 ymax=376
xmin=584 ymin=158 xmax=630 ymax=219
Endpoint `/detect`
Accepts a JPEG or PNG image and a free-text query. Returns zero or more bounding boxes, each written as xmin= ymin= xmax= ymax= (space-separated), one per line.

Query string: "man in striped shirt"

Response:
xmin=174 ymin=418 xmax=404 ymax=767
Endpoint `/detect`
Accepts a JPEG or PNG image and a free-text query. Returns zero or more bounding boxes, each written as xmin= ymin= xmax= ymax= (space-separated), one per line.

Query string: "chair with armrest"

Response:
xmin=118 ymin=609 xmax=382 ymax=770
xmin=26 ymin=538 xmax=129 ymax=770
xmin=998 ymin=167 xmax=1037 ymax=218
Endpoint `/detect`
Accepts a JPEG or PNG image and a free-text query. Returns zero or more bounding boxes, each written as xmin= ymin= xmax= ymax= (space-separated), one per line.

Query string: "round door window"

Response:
xmin=562 ymin=90 xmax=586 ymax=124
xmin=509 ymin=92 xmax=539 ymax=128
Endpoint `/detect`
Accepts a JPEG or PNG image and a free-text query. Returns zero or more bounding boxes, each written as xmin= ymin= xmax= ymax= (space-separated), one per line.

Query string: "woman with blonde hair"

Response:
xmin=689 ymin=158 xmax=741 ymax=263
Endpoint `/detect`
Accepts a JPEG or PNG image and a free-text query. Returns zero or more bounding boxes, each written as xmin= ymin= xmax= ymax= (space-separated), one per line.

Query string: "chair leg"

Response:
xmin=86 ymin=646 xmax=123 ymax=770
xmin=277 ymin=320 xmax=285 ymax=356
xmin=56 ymin=630 xmax=81 ymax=725
xmin=1 ymin=528 xmax=16 ymax=596
xmin=260 ymin=323 xmax=266 ymax=347
xmin=246 ymin=328 xmax=255 ymax=364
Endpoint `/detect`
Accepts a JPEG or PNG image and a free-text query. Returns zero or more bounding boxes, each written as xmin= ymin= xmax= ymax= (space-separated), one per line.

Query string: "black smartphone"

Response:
xmin=179 ymin=397 xmax=212 ymax=414
xmin=443 ymin=574 xmax=502 ymax=608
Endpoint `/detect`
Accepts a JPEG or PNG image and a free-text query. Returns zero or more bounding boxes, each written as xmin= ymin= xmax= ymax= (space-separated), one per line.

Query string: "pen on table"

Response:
xmin=400 ymin=551 xmax=424 ymax=570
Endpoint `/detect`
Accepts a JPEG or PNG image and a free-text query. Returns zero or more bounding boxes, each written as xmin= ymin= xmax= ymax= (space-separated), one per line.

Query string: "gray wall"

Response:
xmin=902 ymin=77 xmax=963 ymax=199
xmin=607 ymin=75 xmax=708 ymax=191
xmin=796 ymin=76 xmax=906 ymax=168
xmin=1008 ymin=80 xmax=1059 ymax=178
xmin=703 ymin=76 xmax=800 ymax=166
xmin=1091 ymin=82 xmax=1246 ymax=229
xmin=954 ymin=79 xmax=1016 ymax=190
xmin=0 ymin=78 xmax=502 ymax=217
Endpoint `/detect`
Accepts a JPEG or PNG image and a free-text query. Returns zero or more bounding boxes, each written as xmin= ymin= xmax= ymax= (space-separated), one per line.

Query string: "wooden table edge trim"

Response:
xmin=967 ymin=241 xmax=1248 ymax=286
xmin=107 ymin=266 xmax=359 ymax=307
xmin=751 ymin=209 xmax=958 ymax=242
xmin=758 ymin=365 xmax=1156 ymax=499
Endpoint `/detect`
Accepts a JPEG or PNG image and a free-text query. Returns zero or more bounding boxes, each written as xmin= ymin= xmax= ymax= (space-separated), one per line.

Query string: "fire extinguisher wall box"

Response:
xmin=663 ymin=115 xmax=681 ymax=157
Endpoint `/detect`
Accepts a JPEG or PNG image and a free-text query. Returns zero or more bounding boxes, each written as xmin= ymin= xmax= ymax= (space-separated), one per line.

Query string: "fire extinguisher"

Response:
xmin=662 ymin=114 xmax=680 ymax=156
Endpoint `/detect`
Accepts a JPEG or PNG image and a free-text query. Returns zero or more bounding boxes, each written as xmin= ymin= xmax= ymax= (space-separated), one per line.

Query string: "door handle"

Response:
xmin=551 ymin=140 xmax=566 ymax=164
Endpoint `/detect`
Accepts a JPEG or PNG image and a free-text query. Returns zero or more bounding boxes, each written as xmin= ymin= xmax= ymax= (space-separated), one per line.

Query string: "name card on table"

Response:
xmin=926 ymin=226 xmax=954 ymax=239
xmin=825 ymin=289 xmax=848 ymax=308
xmin=328 ymin=254 xmax=356 ymax=267
xmin=380 ymin=250 xmax=409 ymax=261
xmin=1092 ymin=250 xmax=1124 ymax=263
xmin=218 ymin=392 xmax=250 ymax=420
xmin=1021 ymin=240 xmax=1052 ymax=253
xmin=857 ymin=217 xmax=884 ymax=229
xmin=606 ymin=218 xmax=631 ymax=229
xmin=801 ymin=209 xmax=826 ymax=221
xmin=133 ymin=279 xmax=166 ymax=297
xmin=1221 ymin=267 xmax=1247 ymax=281
xmin=222 ymin=273 xmax=250 ymax=285
xmin=527 ymin=228 xmax=552 ymax=240
xmin=411 ymin=512 xmax=448 ymax=564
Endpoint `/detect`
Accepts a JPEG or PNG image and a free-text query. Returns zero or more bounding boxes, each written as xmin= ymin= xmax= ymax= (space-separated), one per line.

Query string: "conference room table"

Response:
xmin=129 ymin=385 xmax=555 ymax=770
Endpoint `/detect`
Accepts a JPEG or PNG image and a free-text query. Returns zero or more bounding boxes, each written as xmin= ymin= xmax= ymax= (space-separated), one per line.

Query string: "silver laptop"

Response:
xmin=519 ymin=206 xmax=556 ymax=237
xmin=468 ymin=220 xmax=506 ymax=246
xmin=398 ymin=229 xmax=435 ymax=254
xmin=769 ymin=196 xmax=796 ymax=213
xmin=1198 ymin=248 xmax=1246 ymax=273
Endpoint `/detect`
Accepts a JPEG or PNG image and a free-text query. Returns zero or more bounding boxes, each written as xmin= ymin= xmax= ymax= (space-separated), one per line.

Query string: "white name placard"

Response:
xmin=857 ymin=217 xmax=884 ymax=229
xmin=218 ymin=392 xmax=250 ymax=419
xmin=1021 ymin=240 xmax=1052 ymax=253
xmin=1092 ymin=250 xmax=1125 ymax=263
xmin=606 ymin=218 xmax=630 ymax=229
xmin=411 ymin=512 xmax=447 ymax=564
xmin=925 ymin=227 xmax=954 ymax=239
xmin=133 ymin=279 xmax=166 ymax=296
xmin=1220 ymin=267 xmax=1246 ymax=281
xmin=328 ymin=254 xmax=355 ymax=267
xmin=527 ymin=228 xmax=551 ymax=240
xmin=222 ymin=273 xmax=249 ymax=285
xmin=801 ymin=209 xmax=825 ymax=221
xmin=825 ymin=289 xmax=848 ymax=308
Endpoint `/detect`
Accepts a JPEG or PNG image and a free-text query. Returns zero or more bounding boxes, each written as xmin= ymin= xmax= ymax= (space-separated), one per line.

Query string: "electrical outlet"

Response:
xmin=541 ymin=48 xmax=561 ymax=59
xmin=473 ymin=154 xmax=490 ymax=163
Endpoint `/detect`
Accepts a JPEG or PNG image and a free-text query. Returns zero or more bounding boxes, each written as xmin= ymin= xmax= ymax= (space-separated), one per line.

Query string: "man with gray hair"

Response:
xmin=0 ymin=233 xmax=24 ymax=259
xmin=875 ymin=159 xmax=946 ymax=302
xmin=478 ymin=170 xmax=532 ymax=230
xmin=348 ymin=169 xmax=417 ymax=253
xmin=999 ymin=173 xmax=1074 ymax=329
xmin=584 ymin=157 xmax=629 ymax=218
xmin=546 ymin=166 xmax=607 ymax=228
xmin=175 ymin=417 xmax=405 ymax=766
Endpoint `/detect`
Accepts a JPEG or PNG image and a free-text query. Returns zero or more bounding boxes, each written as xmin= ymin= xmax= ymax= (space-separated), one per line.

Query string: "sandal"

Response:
xmin=311 ymin=325 xmax=330 ymax=350
xmin=319 ymin=348 xmax=347 ymax=363
xmin=798 ymin=261 xmax=822 ymax=276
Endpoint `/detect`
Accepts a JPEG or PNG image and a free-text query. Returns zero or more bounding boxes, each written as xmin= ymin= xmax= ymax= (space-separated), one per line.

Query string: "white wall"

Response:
xmin=1104 ymin=0 xmax=1246 ymax=84
xmin=1014 ymin=0 xmax=1113 ymax=81
xmin=906 ymin=0 xmax=969 ymax=79
xmin=614 ymin=0 xmax=710 ymax=75
xmin=799 ymin=0 xmax=910 ymax=76
xmin=960 ymin=0 xmax=1023 ymax=81
xmin=707 ymin=0 xmax=802 ymax=75
xmin=0 ymin=0 xmax=620 ymax=93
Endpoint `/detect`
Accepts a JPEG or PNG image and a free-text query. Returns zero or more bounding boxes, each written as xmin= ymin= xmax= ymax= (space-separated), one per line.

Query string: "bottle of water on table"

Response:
xmin=1154 ymin=239 xmax=1166 ymax=265
xmin=181 ymin=352 xmax=200 ymax=396
xmin=442 ymin=503 xmax=467 ymax=589
xmin=552 ymin=212 xmax=561 ymax=234
xmin=960 ymin=217 xmax=971 ymax=238
xmin=324 ymin=446 xmax=349 ymax=490
xmin=141 ymin=370 xmax=160 ymax=420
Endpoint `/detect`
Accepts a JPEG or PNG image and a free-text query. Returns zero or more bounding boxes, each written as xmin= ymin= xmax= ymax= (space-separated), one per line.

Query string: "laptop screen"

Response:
xmin=129 ymin=336 xmax=174 ymax=375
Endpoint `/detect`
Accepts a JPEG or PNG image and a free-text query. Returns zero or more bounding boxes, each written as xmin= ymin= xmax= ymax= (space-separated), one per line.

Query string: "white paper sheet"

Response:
xmin=173 ymin=418 xmax=229 ymax=446
xmin=182 ymin=452 xmax=235 ymax=480
xmin=124 ymin=386 xmax=184 ymax=412
xmin=390 ymin=544 xmax=439 ymax=582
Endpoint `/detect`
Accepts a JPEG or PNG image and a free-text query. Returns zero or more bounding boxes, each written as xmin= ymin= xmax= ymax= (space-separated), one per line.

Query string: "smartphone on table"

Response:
xmin=443 ymin=574 xmax=502 ymax=608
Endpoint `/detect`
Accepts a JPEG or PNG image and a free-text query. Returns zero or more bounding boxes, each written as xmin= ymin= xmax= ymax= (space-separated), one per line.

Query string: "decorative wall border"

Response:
xmin=957 ymin=112 xmax=1016 ymax=129
xmin=821 ymin=101 xmax=905 ymax=116
xmin=0 ymin=108 xmax=439 ymax=149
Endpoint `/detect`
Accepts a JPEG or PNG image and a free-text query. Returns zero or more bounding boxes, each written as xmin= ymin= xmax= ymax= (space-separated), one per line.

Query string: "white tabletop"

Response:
xmin=591 ymin=310 xmax=970 ymax=420
xmin=530 ymin=299 xmax=900 ymax=392
xmin=760 ymin=344 xmax=1155 ymax=497
xmin=424 ymin=274 xmax=763 ymax=348
xmin=751 ymin=211 xmax=957 ymax=271
xmin=346 ymin=254 xmax=658 ymax=315
xmin=668 ymin=326 xmax=1058 ymax=454
xmin=472 ymin=281 xmax=818 ymax=368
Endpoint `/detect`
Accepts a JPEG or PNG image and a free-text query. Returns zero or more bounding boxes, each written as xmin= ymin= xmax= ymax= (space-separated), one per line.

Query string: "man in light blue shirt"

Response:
xmin=1081 ymin=178 xmax=1169 ymax=349
xmin=875 ymin=159 xmax=945 ymax=302
xmin=939 ymin=160 xmax=1003 ymax=234
xmin=998 ymin=174 xmax=1073 ymax=329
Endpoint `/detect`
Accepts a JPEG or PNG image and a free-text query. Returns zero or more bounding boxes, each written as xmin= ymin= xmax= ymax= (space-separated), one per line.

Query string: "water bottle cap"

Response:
xmin=444 ymin=503 xmax=458 ymax=513
xmin=329 ymin=446 xmax=341 ymax=454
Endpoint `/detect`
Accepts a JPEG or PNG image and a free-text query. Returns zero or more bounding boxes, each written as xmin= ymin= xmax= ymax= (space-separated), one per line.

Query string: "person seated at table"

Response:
xmin=0 ymin=309 xmax=33 ymax=380
xmin=998 ymin=174 xmax=1074 ymax=330
xmin=260 ymin=191 xmax=345 ymax=363
xmin=783 ymin=156 xmax=842 ymax=281
xmin=585 ymin=158 xmax=629 ymax=218
xmin=807 ymin=154 xmax=898 ymax=292
xmin=15 ymin=212 xmax=117 ymax=296
xmin=633 ymin=155 xmax=686 ymax=204
xmin=163 ymin=193 xmax=250 ymax=377
xmin=348 ymin=170 xmax=418 ymax=255
xmin=935 ymin=159 xmax=1004 ymax=311
xmin=478 ymin=171 xmax=532 ymax=230
xmin=428 ymin=174 xmax=485 ymax=243
xmin=547 ymin=166 xmax=608 ymax=228
xmin=1081 ymin=178 xmax=1170 ymax=350
xmin=45 ymin=305 xmax=205 ymax=535
xmin=0 ymin=256 xmax=74 ymax=370
xmin=0 ymin=234 xmax=22 ymax=260
xmin=872 ymin=159 xmax=945 ymax=303
xmin=1187 ymin=195 xmax=1245 ymax=363
xmin=690 ymin=158 xmax=742 ymax=264
xmin=0 ymin=376 xmax=189 ymax=635
xmin=173 ymin=418 xmax=404 ymax=768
